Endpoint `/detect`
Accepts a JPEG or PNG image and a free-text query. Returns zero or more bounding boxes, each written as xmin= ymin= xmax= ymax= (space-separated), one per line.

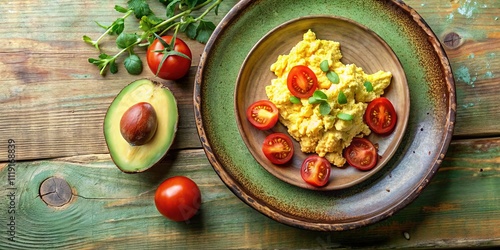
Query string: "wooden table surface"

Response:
xmin=1 ymin=0 xmax=499 ymax=249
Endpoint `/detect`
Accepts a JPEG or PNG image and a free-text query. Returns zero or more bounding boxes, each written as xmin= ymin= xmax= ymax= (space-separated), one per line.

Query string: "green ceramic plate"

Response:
xmin=195 ymin=0 xmax=456 ymax=231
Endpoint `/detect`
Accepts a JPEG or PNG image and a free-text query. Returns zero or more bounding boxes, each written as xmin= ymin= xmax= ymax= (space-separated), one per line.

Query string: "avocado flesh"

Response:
xmin=104 ymin=79 xmax=178 ymax=173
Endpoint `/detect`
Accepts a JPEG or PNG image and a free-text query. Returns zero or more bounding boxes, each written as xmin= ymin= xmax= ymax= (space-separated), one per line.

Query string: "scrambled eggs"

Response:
xmin=265 ymin=30 xmax=392 ymax=167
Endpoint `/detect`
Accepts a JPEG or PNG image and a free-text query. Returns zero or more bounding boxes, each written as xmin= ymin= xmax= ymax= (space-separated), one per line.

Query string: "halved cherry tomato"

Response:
xmin=246 ymin=100 xmax=279 ymax=130
xmin=343 ymin=137 xmax=378 ymax=171
xmin=364 ymin=97 xmax=397 ymax=135
xmin=300 ymin=155 xmax=331 ymax=187
xmin=287 ymin=65 xmax=318 ymax=98
xmin=262 ymin=133 xmax=294 ymax=165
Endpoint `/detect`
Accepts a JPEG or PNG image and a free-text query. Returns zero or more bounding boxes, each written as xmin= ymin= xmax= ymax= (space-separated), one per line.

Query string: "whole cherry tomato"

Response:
xmin=147 ymin=35 xmax=192 ymax=80
xmin=154 ymin=176 xmax=201 ymax=222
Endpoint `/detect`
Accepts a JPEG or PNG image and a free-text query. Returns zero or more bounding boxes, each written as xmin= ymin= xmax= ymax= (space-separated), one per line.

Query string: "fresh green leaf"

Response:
xmin=183 ymin=23 xmax=197 ymax=40
xmin=337 ymin=113 xmax=354 ymax=121
xmin=319 ymin=102 xmax=331 ymax=116
xmin=313 ymin=90 xmax=328 ymax=100
xmin=196 ymin=20 xmax=216 ymax=43
xmin=364 ymin=81 xmax=374 ymax=92
xmin=111 ymin=18 xmax=126 ymax=35
xmin=114 ymin=5 xmax=129 ymax=13
xmin=180 ymin=16 xmax=196 ymax=33
xmin=308 ymin=96 xmax=319 ymax=104
xmin=82 ymin=35 xmax=95 ymax=46
xmin=95 ymin=18 xmax=125 ymax=35
xmin=98 ymin=53 xmax=111 ymax=60
xmin=139 ymin=15 xmax=164 ymax=33
xmin=95 ymin=21 xmax=109 ymax=30
xmin=320 ymin=60 xmax=329 ymax=72
xmin=127 ymin=0 xmax=154 ymax=19
xmin=88 ymin=58 xmax=99 ymax=65
xmin=337 ymin=91 xmax=347 ymax=104
xmin=326 ymin=71 xmax=339 ymax=84
xmin=166 ymin=0 xmax=181 ymax=17
xmin=110 ymin=60 xmax=118 ymax=74
xmin=124 ymin=54 xmax=143 ymax=75
xmin=290 ymin=96 xmax=301 ymax=104
xmin=116 ymin=33 xmax=140 ymax=49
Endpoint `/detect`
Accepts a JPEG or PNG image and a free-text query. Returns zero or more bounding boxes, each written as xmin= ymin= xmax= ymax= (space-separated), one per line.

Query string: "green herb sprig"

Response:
xmin=83 ymin=0 xmax=223 ymax=76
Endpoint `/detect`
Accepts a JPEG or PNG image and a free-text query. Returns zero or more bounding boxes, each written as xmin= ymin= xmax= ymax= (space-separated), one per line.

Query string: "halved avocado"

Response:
xmin=104 ymin=79 xmax=178 ymax=173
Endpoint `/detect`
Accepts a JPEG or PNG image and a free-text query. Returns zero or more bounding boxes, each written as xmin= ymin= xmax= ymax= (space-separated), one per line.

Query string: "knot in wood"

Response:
xmin=443 ymin=32 xmax=462 ymax=49
xmin=39 ymin=177 xmax=73 ymax=207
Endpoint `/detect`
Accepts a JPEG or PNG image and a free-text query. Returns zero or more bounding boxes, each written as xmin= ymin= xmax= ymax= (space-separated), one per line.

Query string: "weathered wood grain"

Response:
xmin=0 ymin=0 xmax=499 ymax=161
xmin=0 ymin=0 xmax=499 ymax=248
xmin=0 ymin=137 xmax=498 ymax=249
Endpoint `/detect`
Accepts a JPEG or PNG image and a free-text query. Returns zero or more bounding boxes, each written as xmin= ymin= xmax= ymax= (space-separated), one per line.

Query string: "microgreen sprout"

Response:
xmin=308 ymin=90 xmax=331 ymax=116
xmin=290 ymin=96 xmax=301 ymax=104
xmin=337 ymin=90 xmax=347 ymax=104
xmin=337 ymin=112 xmax=354 ymax=121
xmin=320 ymin=60 xmax=329 ymax=72
xmin=326 ymin=71 xmax=340 ymax=84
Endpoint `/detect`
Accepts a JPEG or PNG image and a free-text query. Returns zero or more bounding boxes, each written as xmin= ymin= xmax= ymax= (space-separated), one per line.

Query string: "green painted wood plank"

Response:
xmin=1 ymin=138 xmax=499 ymax=249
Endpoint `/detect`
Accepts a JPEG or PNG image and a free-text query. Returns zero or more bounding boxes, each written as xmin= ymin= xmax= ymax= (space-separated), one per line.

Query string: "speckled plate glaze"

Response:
xmin=194 ymin=0 xmax=456 ymax=231
xmin=234 ymin=16 xmax=410 ymax=191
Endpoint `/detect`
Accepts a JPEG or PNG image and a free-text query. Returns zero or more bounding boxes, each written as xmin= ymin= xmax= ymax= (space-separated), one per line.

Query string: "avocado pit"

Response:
xmin=120 ymin=102 xmax=158 ymax=146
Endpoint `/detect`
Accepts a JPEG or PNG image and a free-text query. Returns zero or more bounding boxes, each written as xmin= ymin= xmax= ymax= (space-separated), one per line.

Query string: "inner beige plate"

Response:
xmin=235 ymin=16 xmax=410 ymax=191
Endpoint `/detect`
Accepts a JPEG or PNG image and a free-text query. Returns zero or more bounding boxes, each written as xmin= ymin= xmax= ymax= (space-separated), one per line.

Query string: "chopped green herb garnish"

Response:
xmin=364 ymin=81 xmax=374 ymax=92
xmin=290 ymin=96 xmax=301 ymax=104
xmin=327 ymin=71 xmax=340 ymax=84
xmin=319 ymin=102 xmax=331 ymax=116
xmin=308 ymin=90 xmax=331 ymax=115
xmin=308 ymin=96 xmax=321 ymax=104
xmin=337 ymin=90 xmax=347 ymax=104
xmin=337 ymin=112 xmax=354 ymax=121
xmin=320 ymin=60 xmax=329 ymax=72
xmin=313 ymin=90 xmax=328 ymax=100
